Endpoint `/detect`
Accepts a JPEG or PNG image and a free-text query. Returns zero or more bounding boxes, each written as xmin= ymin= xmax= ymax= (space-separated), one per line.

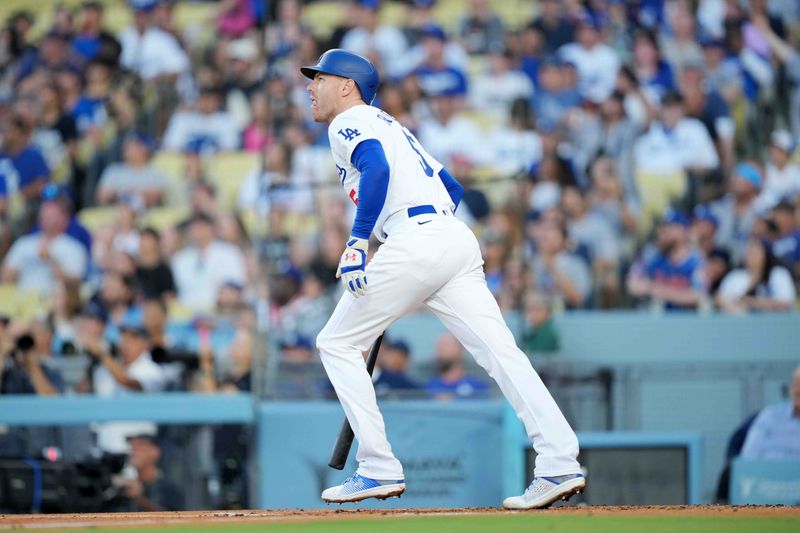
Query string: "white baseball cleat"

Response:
xmin=321 ymin=472 xmax=406 ymax=503
xmin=503 ymin=473 xmax=586 ymax=510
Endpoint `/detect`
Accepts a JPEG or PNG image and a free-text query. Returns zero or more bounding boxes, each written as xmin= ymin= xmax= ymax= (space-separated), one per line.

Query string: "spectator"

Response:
xmin=627 ymin=210 xmax=707 ymax=310
xmin=691 ymin=204 xmax=722 ymax=258
xmin=217 ymin=0 xmax=257 ymax=39
xmin=680 ymin=60 xmax=735 ymax=178
xmin=171 ymin=213 xmax=246 ymax=312
xmin=659 ymin=1 xmax=704 ymax=77
xmin=118 ymin=0 xmax=190 ymax=83
xmin=197 ymin=327 xmax=252 ymax=393
xmin=558 ymin=15 xmax=620 ymax=104
xmin=530 ymin=57 xmax=581 ymax=131
xmin=96 ymin=132 xmax=169 ymax=208
xmin=135 ymin=228 xmax=176 ymax=300
xmin=531 ymin=0 xmax=575 ymax=54
xmin=458 ymin=0 xmax=504 ymax=55
xmin=0 ymin=111 xmax=50 ymax=210
xmin=588 ymin=155 xmax=639 ymax=240
xmin=15 ymin=31 xmax=83 ymax=83
xmin=163 ymin=85 xmax=240 ymax=153
xmin=1 ymin=194 xmax=87 ymax=295
xmin=72 ymin=58 xmax=113 ymax=138
xmin=50 ymin=280 xmax=84 ymax=354
xmin=770 ymin=201 xmax=800 ymax=278
xmin=94 ymin=271 xmax=137 ymax=336
xmin=340 ymin=0 xmax=408 ymax=78
xmin=417 ymin=91 xmax=484 ymax=167
xmin=710 ymin=162 xmax=764 ymax=262
xmin=71 ymin=1 xmax=121 ymax=65
xmin=562 ymin=185 xmax=621 ymax=306
xmin=756 ymin=130 xmax=800 ymax=212
xmin=425 ymin=333 xmax=488 ymax=400
xmin=0 ymin=322 xmax=63 ymax=395
xmin=470 ymin=52 xmax=534 ymax=126
xmin=632 ymin=91 xmax=719 ymax=221
xmin=78 ymin=314 xmax=167 ymax=452
xmin=740 ymin=365 xmax=800 ymax=460
xmin=530 ymin=219 xmax=592 ymax=309
xmin=373 ymin=339 xmax=419 ymax=397
xmin=632 ymin=28 xmax=676 ymax=102
xmin=412 ymin=25 xmax=469 ymax=99
xmin=34 ymin=81 xmax=79 ymax=182
xmin=520 ymin=291 xmax=559 ymax=354
xmin=717 ymin=238 xmax=795 ymax=313
xmin=486 ymin=98 xmax=541 ymax=175
xmin=122 ymin=433 xmax=183 ymax=511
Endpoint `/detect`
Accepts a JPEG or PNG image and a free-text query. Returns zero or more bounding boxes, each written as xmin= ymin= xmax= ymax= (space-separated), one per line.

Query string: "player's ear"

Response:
xmin=341 ymin=78 xmax=356 ymax=98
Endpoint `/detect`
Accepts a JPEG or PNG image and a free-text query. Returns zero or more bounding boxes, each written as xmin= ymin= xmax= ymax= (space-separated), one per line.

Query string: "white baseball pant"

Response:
xmin=316 ymin=208 xmax=581 ymax=480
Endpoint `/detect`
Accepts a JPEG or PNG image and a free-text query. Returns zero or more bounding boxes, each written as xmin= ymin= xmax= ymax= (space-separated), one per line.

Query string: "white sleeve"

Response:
xmin=328 ymin=114 xmax=380 ymax=165
xmin=688 ymin=122 xmax=720 ymax=169
xmin=2 ymin=239 xmax=26 ymax=271
xmin=162 ymin=114 xmax=187 ymax=151
xmin=129 ymin=360 xmax=167 ymax=393
xmin=54 ymin=240 xmax=88 ymax=279
xmin=157 ymin=33 xmax=190 ymax=76
xmin=218 ymin=114 xmax=241 ymax=151
xmin=719 ymin=270 xmax=747 ymax=299
xmin=769 ymin=267 xmax=796 ymax=303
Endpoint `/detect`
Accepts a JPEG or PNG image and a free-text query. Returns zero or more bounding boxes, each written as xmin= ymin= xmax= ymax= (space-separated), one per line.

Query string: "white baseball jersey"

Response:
xmin=328 ymin=104 xmax=455 ymax=241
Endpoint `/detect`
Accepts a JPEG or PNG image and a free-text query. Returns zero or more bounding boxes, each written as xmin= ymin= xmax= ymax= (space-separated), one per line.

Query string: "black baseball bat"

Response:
xmin=328 ymin=333 xmax=385 ymax=470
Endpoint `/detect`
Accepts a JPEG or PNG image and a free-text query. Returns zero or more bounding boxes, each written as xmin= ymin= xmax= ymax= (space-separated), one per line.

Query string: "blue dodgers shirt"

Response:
xmin=644 ymin=250 xmax=706 ymax=308
xmin=0 ymin=146 xmax=50 ymax=193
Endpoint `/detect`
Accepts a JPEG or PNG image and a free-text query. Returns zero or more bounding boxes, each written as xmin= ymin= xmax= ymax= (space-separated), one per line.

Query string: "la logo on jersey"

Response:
xmin=338 ymin=128 xmax=361 ymax=141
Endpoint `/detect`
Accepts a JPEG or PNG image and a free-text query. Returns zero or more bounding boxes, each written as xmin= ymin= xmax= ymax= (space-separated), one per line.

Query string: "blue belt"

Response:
xmin=407 ymin=205 xmax=437 ymax=217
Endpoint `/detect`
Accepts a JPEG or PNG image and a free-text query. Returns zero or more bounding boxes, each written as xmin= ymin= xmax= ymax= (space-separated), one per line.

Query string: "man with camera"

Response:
xmin=0 ymin=317 xmax=63 ymax=396
xmin=77 ymin=314 xmax=167 ymax=453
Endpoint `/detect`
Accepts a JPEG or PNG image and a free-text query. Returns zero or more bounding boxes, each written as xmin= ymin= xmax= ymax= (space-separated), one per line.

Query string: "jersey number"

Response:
xmin=402 ymin=129 xmax=434 ymax=177
xmin=338 ymin=128 xmax=361 ymax=141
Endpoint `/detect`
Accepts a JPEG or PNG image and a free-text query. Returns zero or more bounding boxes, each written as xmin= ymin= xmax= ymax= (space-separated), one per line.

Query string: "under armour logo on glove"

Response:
xmin=336 ymin=236 xmax=369 ymax=298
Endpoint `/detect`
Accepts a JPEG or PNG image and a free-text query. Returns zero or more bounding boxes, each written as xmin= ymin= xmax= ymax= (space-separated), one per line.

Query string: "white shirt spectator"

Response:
xmin=756 ymin=162 xmax=800 ymax=211
xmin=341 ymin=26 xmax=408 ymax=79
xmin=163 ymin=110 xmax=241 ymax=152
xmin=417 ymin=114 xmax=489 ymax=167
xmin=558 ymin=42 xmax=620 ymax=103
xmin=171 ymin=241 xmax=247 ymax=311
xmin=237 ymin=170 xmax=314 ymax=215
xmin=469 ymin=70 xmax=534 ymax=123
xmin=3 ymin=233 xmax=87 ymax=295
xmin=568 ymin=213 xmax=621 ymax=264
xmin=633 ymin=120 xmax=719 ymax=175
xmin=98 ymin=163 xmax=170 ymax=204
xmin=92 ymin=351 xmax=167 ymax=453
xmin=119 ymin=26 xmax=190 ymax=80
xmin=488 ymin=128 xmax=542 ymax=176
xmin=718 ymin=266 xmax=796 ymax=304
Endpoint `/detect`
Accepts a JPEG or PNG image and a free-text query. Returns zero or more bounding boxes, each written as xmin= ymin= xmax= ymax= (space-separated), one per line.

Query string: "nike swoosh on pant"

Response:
xmin=417 ymin=220 xmax=432 ymax=225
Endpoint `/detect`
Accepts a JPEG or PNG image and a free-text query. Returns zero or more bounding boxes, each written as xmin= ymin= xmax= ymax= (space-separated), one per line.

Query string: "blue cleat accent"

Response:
xmin=321 ymin=472 xmax=406 ymax=503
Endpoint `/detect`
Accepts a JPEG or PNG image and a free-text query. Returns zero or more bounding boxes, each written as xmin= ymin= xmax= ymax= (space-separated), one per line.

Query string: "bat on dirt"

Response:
xmin=328 ymin=333 xmax=385 ymax=470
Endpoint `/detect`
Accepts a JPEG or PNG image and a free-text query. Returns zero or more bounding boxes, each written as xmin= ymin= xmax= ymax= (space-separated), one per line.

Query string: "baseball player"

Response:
xmin=302 ymin=49 xmax=585 ymax=509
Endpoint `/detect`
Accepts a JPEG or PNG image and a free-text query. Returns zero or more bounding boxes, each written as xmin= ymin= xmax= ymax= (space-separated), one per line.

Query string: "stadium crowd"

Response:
xmin=0 ymin=0 xmax=799 ymax=406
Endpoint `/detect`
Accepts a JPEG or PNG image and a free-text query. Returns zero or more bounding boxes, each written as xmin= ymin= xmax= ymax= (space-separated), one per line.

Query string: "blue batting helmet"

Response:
xmin=301 ymin=49 xmax=380 ymax=104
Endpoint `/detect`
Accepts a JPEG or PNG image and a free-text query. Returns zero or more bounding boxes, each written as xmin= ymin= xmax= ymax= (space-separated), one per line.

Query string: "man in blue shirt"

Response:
xmin=0 ymin=112 xmax=51 ymax=233
xmin=741 ymin=366 xmax=800 ymax=460
xmin=627 ymin=209 xmax=707 ymax=310
xmin=425 ymin=332 xmax=488 ymax=400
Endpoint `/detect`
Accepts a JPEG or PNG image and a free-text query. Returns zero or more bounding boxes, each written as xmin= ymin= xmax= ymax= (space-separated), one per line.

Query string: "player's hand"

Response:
xmin=336 ymin=236 xmax=368 ymax=298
